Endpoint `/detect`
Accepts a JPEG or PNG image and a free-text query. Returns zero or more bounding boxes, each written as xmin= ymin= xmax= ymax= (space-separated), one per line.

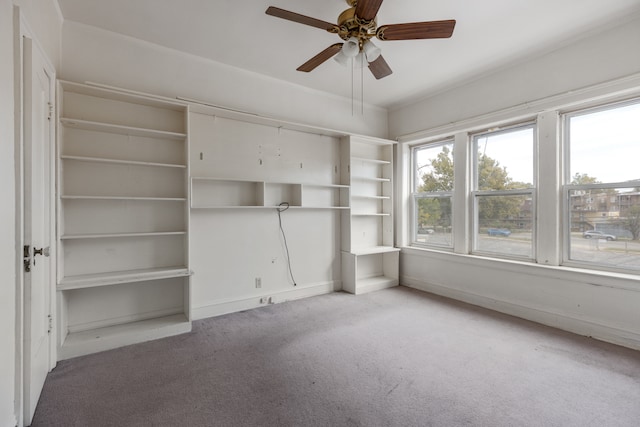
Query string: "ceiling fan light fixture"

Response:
xmin=341 ymin=36 xmax=360 ymax=57
xmin=354 ymin=52 xmax=366 ymax=69
xmin=363 ymin=39 xmax=381 ymax=62
xmin=333 ymin=50 xmax=351 ymax=67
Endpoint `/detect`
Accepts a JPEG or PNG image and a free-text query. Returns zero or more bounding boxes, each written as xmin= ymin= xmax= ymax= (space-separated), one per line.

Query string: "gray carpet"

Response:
xmin=32 ymin=286 xmax=640 ymax=426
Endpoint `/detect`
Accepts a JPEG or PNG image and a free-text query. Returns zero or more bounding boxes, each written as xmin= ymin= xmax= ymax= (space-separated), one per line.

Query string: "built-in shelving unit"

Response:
xmin=56 ymin=80 xmax=191 ymax=359
xmin=341 ymin=136 xmax=399 ymax=295
xmin=190 ymin=177 xmax=349 ymax=210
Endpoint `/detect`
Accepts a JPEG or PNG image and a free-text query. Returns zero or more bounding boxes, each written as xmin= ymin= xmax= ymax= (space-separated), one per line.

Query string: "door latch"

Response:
xmin=24 ymin=245 xmax=49 ymax=270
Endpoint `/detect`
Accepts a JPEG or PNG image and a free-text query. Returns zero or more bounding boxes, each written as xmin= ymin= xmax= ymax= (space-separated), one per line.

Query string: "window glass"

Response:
xmin=415 ymin=196 xmax=452 ymax=246
xmin=472 ymin=125 xmax=535 ymax=259
xmin=569 ymin=102 xmax=640 ymax=183
xmin=566 ymin=99 xmax=640 ymax=270
xmin=475 ymin=194 xmax=533 ymax=257
xmin=475 ymin=127 xmax=534 ymax=191
xmin=413 ymin=141 xmax=454 ymax=247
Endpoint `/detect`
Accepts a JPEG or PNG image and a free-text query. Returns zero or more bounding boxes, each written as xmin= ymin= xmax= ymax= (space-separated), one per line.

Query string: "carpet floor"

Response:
xmin=32 ymin=286 xmax=640 ymax=426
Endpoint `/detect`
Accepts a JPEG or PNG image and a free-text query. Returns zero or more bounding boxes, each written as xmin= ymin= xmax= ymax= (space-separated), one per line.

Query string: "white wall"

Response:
xmin=389 ymin=15 xmax=640 ymax=138
xmin=60 ymin=21 xmax=388 ymax=139
xmin=389 ymin=16 xmax=640 ymax=350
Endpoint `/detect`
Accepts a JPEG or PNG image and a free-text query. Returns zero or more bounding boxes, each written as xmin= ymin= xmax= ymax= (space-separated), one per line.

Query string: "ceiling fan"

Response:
xmin=266 ymin=0 xmax=456 ymax=80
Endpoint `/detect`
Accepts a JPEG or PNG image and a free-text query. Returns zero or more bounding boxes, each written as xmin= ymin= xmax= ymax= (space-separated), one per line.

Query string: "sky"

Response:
xmin=476 ymin=127 xmax=533 ymax=185
xmin=569 ymin=101 xmax=640 ymax=183
xmin=416 ymin=100 xmax=640 ymax=186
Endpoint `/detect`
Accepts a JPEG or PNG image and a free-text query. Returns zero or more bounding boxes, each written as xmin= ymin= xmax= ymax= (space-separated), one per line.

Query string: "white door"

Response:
xmin=22 ymin=36 xmax=55 ymax=426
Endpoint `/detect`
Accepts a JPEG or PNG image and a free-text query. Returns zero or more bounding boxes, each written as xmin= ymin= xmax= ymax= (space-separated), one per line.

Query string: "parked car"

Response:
xmin=487 ymin=228 xmax=511 ymax=237
xmin=582 ymin=230 xmax=616 ymax=241
xmin=418 ymin=227 xmax=434 ymax=234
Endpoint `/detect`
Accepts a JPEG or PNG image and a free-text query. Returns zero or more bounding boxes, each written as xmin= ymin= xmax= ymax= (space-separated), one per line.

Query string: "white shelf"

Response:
xmin=302 ymin=183 xmax=350 ymax=189
xmin=351 ymin=246 xmax=400 ymax=256
xmin=61 ymin=195 xmax=186 ymax=201
xmin=341 ymin=136 xmax=397 ymax=295
xmin=355 ymin=276 xmax=399 ymax=294
xmin=190 ymin=177 xmax=349 ymax=210
xmin=191 ymin=177 xmax=346 ymax=188
xmin=191 ymin=176 xmax=246 ymax=182
xmin=352 ymin=213 xmax=391 ymax=217
xmin=191 ymin=205 xmax=271 ymax=210
xmin=60 ymin=314 xmax=191 ymax=359
xmin=60 ymin=117 xmax=187 ymax=140
xmin=352 ymin=176 xmax=391 ymax=182
xmin=59 ymin=80 xmax=186 ymax=111
xmin=61 ymin=155 xmax=186 ymax=169
xmin=295 ymin=206 xmax=350 ymax=210
xmin=57 ymin=81 xmax=191 ymax=360
xmin=352 ymin=195 xmax=390 ymax=200
xmin=58 ymin=267 xmax=191 ymax=290
xmin=60 ymin=231 xmax=186 ymax=240
xmin=191 ymin=205 xmax=349 ymax=210
xmin=351 ymin=156 xmax=391 ymax=165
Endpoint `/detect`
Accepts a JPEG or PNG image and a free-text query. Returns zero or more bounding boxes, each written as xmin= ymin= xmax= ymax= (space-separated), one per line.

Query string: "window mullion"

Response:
xmin=537 ymin=111 xmax=561 ymax=266
xmin=453 ymin=132 xmax=470 ymax=254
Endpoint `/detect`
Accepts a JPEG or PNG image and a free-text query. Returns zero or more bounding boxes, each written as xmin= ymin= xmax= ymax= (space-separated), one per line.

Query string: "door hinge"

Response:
xmin=48 ymin=314 xmax=53 ymax=334
xmin=47 ymin=102 xmax=54 ymax=121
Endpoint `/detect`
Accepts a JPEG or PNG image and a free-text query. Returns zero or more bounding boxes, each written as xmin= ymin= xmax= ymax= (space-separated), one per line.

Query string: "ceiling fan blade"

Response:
xmin=355 ymin=0 xmax=384 ymax=22
xmin=377 ymin=20 xmax=456 ymax=40
xmin=368 ymin=55 xmax=392 ymax=80
xmin=297 ymin=43 xmax=344 ymax=72
xmin=266 ymin=6 xmax=338 ymax=32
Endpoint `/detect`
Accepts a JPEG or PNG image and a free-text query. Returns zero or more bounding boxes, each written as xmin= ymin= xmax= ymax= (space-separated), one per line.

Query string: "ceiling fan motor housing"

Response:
xmin=337 ymin=7 xmax=377 ymax=47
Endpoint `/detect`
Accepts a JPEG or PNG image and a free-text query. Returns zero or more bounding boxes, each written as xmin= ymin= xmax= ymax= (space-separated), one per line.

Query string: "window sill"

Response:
xmin=401 ymin=246 xmax=640 ymax=292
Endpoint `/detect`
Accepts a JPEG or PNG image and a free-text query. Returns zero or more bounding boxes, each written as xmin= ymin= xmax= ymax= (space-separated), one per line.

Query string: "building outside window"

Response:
xmin=565 ymin=98 xmax=640 ymax=271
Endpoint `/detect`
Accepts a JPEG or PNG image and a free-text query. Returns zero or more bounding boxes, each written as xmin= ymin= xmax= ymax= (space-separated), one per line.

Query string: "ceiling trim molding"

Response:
xmin=397 ymin=72 xmax=640 ymax=143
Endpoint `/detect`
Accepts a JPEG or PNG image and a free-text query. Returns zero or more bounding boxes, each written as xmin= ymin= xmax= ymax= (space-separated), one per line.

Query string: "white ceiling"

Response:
xmin=56 ymin=0 xmax=640 ymax=109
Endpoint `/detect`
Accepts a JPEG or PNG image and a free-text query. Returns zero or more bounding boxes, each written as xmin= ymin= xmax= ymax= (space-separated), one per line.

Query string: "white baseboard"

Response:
xmin=192 ymin=281 xmax=340 ymax=320
xmin=402 ymin=275 xmax=640 ymax=351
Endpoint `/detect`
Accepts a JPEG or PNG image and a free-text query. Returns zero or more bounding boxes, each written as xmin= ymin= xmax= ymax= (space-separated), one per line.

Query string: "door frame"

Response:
xmin=13 ymin=6 xmax=57 ymax=426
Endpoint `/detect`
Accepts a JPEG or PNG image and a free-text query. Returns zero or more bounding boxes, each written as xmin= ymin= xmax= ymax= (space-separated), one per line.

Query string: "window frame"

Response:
xmin=562 ymin=97 xmax=640 ymax=273
xmin=410 ymin=139 xmax=455 ymax=250
xmin=470 ymin=122 xmax=538 ymax=260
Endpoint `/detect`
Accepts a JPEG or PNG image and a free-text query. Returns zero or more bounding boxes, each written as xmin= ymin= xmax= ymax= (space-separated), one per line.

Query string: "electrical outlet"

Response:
xmin=255 ymin=277 xmax=261 ymax=288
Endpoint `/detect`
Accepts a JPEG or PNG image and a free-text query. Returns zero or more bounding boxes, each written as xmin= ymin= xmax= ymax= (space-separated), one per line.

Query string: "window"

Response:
xmin=412 ymin=140 xmax=454 ymax=248
xmin=472 ymin=124 xmax=535 ymax=258
xmin=565 ymin=98 xmax=640 ymax=271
